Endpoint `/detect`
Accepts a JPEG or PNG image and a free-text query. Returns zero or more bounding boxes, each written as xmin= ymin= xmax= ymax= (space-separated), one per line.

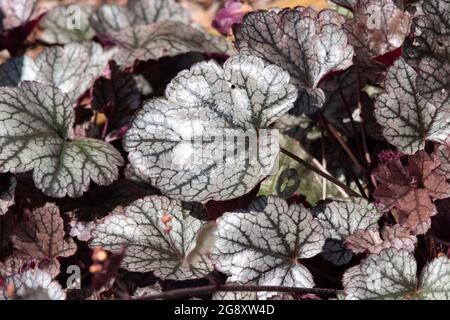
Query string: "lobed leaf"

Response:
xmin=90 ymin=196 xmax=213 ymax=281
xmin=0 ymin=81 xmax=124 ymax=198
xmin=374 ymin=58 xmax=450 ymax=154
xmin=124 ymin=54 xmax=297 ymax=202
xmin=211 ymin=196 xmax=325 ymax=299
xmin=38 ymin=5 xmax=96 ymax=44
xmin=315 ymin=197 xmax=382 ymax=240
xmin=0 ymin=0 xmax=39 ymax=32
xmin=234 ymin=7 xmax=353 ymax=114
xmin=373 ymin=150 xmax=450 ymax=234
xmin=343 ymin=248 xmax=450 ymax=299
xmin=90 ymin=0 xmax=230 ymax=67
xmin=345 ymin=225 xmax=417 ymax=254
xmin=12 ymin=203 xmax=77 ymax=277
xmin=343 ymin=0 xmax=411 ymax=60
xmin=0 ymin=269 xmax=66 ymax=300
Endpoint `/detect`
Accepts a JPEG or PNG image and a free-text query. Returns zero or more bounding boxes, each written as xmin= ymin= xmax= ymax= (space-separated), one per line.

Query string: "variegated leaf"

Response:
xmin=12 ymin=203 xmax=77 ymax=277
xmin=90 ymin=196 xmax=213 ymax=280
xmin=374 ymin=58 xmax=450 ymax=154
xmin=343 ymin=248 xmax=450 ymax=299
xmin=38 ymin=5 xmax=96 ymax=44
xmin=211 ymin=196 xmax=325 ymax=299
xmin=0 ymin=81 xmax=124 ymax=198
xmin=124 ymin=54 xmax=297 ymax=202
xmin=0 ymin=269 xmax=66 ymax=300
xmin=234 ymin=7 xmax=354 ymax=115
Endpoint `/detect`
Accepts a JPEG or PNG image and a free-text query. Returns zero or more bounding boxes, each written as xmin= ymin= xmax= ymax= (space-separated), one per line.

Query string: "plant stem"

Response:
xmin=136 ymin=284 xmax=340 ymax=300
xmin=338 ymin=87 xmax=365 ymax=164
xmin=280 ymin=147 xmax=360 ymax=197
xmin=318 ymin=112 xmax=368 ymax=199
xmin=318 ymin=112 xmax=365 ymax=174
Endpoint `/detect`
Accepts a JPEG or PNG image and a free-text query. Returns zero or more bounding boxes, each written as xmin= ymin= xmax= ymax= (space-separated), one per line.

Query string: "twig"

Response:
xmin=281 ymin=147 xmax=360 ymax=197
xmin=135 ymin=284 xmax=340 ymax=300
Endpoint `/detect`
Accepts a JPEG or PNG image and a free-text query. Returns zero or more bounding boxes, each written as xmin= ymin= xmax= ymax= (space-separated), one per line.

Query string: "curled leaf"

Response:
xmin=276 ymin=168 xmax=300 ymax=199
xmin=212 ymin=0 xmax=250 ymax=36
xmin=0 ymin=55 xmax=37 ymax=87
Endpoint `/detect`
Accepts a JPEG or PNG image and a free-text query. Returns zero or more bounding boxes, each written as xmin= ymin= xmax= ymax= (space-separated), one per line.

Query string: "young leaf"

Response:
xmin=374 ymin=58 xmax=450 ymax=154
xmin=0 ymin=269 xmax=66 ymax=300
xmin=315 ymin=197 xmax=383 ymax=240
xmin=345 ymin=225 xmax=417 ymax=254
xmin=0 ymin=81 xmax=124 ymax=198
xmin=38 ymin=5 xmax=96 ymax=44
xmin=234 ymin=7 xmax=354 ymax=114
xmin=211 ymin=196 xmax=325 ymax=299
xmin=373 ymin=150 xmax=450 ymax=234
xmin=343 ymin=0 xmax=411 ymax=60
xmin=212 ymin=0 xmax=250 ymax=36
xmin=124 ymin=54 xmax=297 ymax=202
xmin=343 ymin=248 xmax=450 ymax=299
xmin=0 ymin=176 xmax=16 ymax=215
xmin=322 ymin=239 xmax=353 ymax=266
xmin=90 ymin=196 xmax=213 ymax=281
xmin=12 ymin=203 xmax=77 ymax=278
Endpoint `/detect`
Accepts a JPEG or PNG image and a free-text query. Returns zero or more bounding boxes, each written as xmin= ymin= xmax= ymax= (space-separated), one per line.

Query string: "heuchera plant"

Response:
xmin=1 ymin=0 xmax=450 ymax=301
